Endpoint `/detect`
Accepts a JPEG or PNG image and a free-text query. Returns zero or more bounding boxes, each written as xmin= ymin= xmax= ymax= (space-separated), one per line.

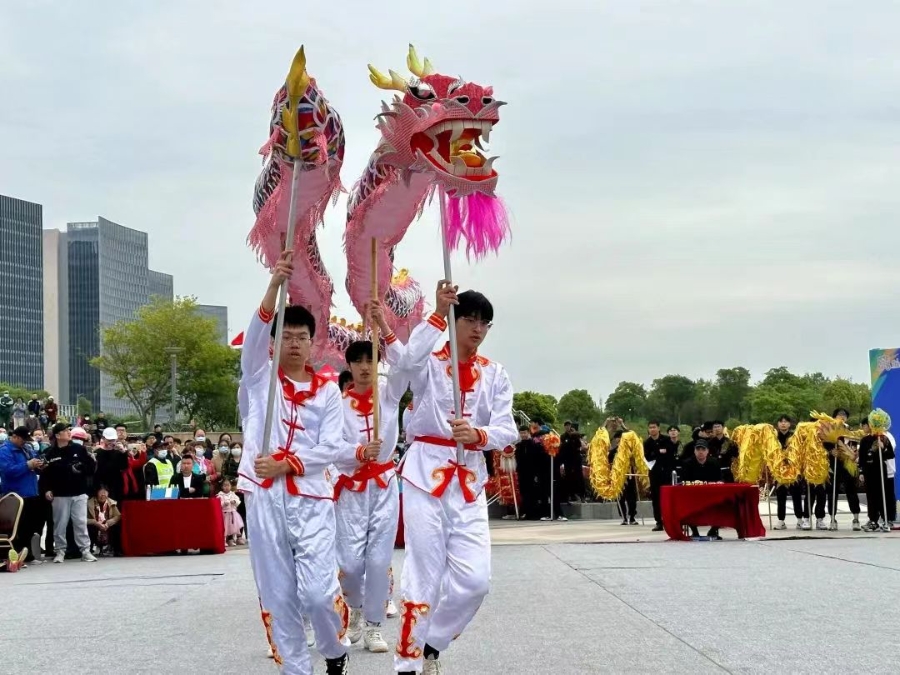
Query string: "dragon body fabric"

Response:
xmin=344 ymin=45 xmax=510 ymax=335
xmin=249 ymin=48 xmax=345 ymax=347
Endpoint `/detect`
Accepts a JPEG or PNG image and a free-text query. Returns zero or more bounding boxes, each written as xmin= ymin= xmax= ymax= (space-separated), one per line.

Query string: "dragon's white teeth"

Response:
xmin=482 ymin=156 xmax=498 ymax=173
xmin=450 ymin=121 xmax=465 ymax=142
xmin=481 ymin=125 xmax=491 ymax=143
xmin=381 ymin=101 xmax=391 ymax=113
xmin=474 ymin=136 xmax=486 ymax=151
xmin=451 ymin=157 xmax=469 ymax=176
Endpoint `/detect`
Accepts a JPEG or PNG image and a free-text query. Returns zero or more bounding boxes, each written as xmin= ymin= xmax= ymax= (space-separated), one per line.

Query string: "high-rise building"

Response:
xmin=149 ymin=269 xmax=174 ymax=301
xmin=42 ymin=229 xmax=70 ymax=400
xmin=0 ymin=195 xmax=44 ymax=390
xmin=197 ymin=304 xmax=229 ymax=344
xmin=67 ymin=217 xmax=150 ymax=415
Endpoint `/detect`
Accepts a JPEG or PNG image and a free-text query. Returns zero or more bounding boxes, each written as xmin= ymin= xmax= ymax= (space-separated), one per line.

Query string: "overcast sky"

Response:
xmin=2 ymin=1 xmax=899 ymax=401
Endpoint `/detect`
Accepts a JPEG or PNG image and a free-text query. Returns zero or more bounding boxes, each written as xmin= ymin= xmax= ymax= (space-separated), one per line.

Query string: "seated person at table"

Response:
xmin=170 ymin=456 xmax=205 ymax=498
xmin=87 ymin=485 xmax=122 ymax=556
xmin=680 ymin=440 xmax=723 ymax=539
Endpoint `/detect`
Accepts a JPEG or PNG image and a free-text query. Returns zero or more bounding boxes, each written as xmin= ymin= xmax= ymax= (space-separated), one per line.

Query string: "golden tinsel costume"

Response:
xmin=810 ymin=411 xmax=862 ymax=476
xmin=790 ymin=422 xmax=830 ymax=485
xmin=588 ymin=428 xmax=649 ymax=499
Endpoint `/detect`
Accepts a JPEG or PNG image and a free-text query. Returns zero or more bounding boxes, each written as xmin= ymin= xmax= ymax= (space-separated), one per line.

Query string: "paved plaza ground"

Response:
xmin=4 ymin=519 xmax=899 ymax=674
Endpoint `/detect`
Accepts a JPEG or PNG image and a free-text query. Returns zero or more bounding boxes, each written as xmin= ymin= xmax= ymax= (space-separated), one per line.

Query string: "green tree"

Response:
xmin=851 ymin=382 xmax=872 ymax=417
xmin=648 ymin=375 xmax=696 ymax=424
xmin=713 ymin=367 xmax=752 ymax=419
xmin=557 ymin=389 xmax=601 ymax=426
xmin=822 ymin=378 xmax=858 ymax=416
xmin=76 ymin=395 xmax=93 ymax=418
xmin=681 ymin=378 xmax=717 ymax=425
xmin=512 ymin=391 xmax=558 ymax=425
xmin=749 ymin=367 xmax=822 ymax=423
xmin=605 ymin=381 xmax=647 ymax=422
xmin=92 ymin=297 xmax=239 ymax=429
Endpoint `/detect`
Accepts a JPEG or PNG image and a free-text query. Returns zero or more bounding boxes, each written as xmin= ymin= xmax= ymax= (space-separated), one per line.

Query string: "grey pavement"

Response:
xmin=3 ymin=532 xmax=900 ymax=674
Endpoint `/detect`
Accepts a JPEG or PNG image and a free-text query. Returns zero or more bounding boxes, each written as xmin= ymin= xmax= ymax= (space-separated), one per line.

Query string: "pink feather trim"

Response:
xmin=443 ymin=191 xmax=510 ymax=259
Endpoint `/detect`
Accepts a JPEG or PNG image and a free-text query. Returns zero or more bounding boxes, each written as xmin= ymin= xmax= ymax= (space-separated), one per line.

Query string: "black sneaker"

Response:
xmin=620 ymin=518 xmax=628 ymax=525
xmin=325 ymin=653 xmax=349 ymax=675
xmin=651 ymin=523 xmax=664 ymax=532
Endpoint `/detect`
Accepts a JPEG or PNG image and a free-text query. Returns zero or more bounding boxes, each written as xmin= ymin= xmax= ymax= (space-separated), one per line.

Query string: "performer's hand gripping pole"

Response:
xmin=439 ymin=190 xmax=466 ymax=466
xmin=260 ymin=47 xmax=309 ymax=458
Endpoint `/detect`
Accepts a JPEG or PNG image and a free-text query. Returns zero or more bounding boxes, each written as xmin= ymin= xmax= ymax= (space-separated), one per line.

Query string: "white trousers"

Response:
xmin=335 ymin=478 xmax=399 ymax=624
xmin=51 ymin=494 xmax=90 ymax=554
xmin=394 ymin=478 xmax=491 ymax=673
xmin=246 ymin=482 xmax=348 ymax=675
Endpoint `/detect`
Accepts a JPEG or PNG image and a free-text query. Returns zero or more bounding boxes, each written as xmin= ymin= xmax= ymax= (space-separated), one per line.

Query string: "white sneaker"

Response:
xmin=556 ymin=516 xmax=568 ymax=522
xmin=53 ymin=551 xmax=65 ymax=564
xmin=364 ymin=624 xmax=389 ymax=653
xmin=347 ymin=608 xmax=363 ymax=644
xmin=81 ymin=550 xmax=97 ymax=562
xmin=852 ymin=518 xmax=862 ymax=532
xmin=828 ymin=518 xmax=838 ymax=531
xmin=539 ymin=516 xmax=551 ymax=521
xmin=773 ymin=520 xmax=786 ymax=530
xmin=815 ymin=518 xmax=827 ymax=531
xmin=423 ymin=657 xmax=443 ymax=675
xmin=386 ymin=600 xmax=399 ymax=619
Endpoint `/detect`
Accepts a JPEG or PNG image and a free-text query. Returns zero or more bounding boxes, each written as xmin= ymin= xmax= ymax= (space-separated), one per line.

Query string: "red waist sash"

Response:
xmin=414 ymin=435 xmax=479 ymax=451
xmin=334 ymin=460 xmax=395 ymax=500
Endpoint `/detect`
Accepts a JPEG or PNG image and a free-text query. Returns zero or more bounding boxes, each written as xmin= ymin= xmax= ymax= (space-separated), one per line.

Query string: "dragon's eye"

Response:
xmin=454 ymin=96 xmax=470 ymax=105
xmin=482 ymin=96 xmax=494 ymax=105
xmin=408 ymin=82 xmax=435 ymax=101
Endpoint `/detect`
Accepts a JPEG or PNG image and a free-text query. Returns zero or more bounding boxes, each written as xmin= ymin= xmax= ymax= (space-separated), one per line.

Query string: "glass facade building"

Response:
xmin=0 ymin=195 xmax=44 ymax=390
xmin=197 ymin=304 xmax=229 ymax=344
xmin=149 ymin=269 xmax=174 ymax=301
xmin=67 ymin=218 xmax=150 ymax=415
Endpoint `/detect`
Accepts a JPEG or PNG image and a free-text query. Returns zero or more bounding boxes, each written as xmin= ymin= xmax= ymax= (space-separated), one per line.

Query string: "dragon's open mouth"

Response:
xmin=410 ymin=120 xmax=496 ymax=180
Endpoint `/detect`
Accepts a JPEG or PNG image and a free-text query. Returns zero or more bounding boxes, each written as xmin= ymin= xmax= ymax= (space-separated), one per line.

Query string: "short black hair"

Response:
xmin=832 ymin=408 xmax=850 ymax=418
xmin=518 ymin=425 xmax=530 ymax=432
xmin=345 ymin=341 xmax=378 ymax=364
xmin=338 ymin=370 xmax=353 ymax=392
xmin=115 ymin=423 xmax=127 ymax=431
xmin=667 ymin=425 xmax=679 ymax=433
xmin=777 ymin=415 xmax=792 ymax=423
xmin=271 ymin=305 xmax=316 ymax=339
xmin=712 ymin=420 xmax=724 ymax=427
xmin=691 ymin=427 xmax=701 ymax=441
xmin=861 ymin=416 xmax=869 ymax=425
xmin=648 ymin=420 xmax=660 ymax=427
xmin=701 ymin=421 xmax=714 ymax=432
xmin=455 ymin=290 xmax=493 ymax=322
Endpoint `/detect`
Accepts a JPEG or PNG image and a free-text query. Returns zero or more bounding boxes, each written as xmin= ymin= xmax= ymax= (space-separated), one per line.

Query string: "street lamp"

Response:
xmin=164 ymin=347 xmax=184 ymax=430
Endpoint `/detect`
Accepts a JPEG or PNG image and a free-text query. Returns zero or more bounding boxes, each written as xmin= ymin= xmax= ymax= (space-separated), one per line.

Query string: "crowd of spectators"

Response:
xmin=0 ymin=421 xmax=245 ymax=567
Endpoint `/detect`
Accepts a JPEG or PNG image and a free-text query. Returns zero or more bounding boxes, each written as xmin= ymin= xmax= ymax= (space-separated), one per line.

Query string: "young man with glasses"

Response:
xmin=391 ymin=282 xmax=518 ymax=675
xmin=237 ymin=249 xmax=352 ymax=675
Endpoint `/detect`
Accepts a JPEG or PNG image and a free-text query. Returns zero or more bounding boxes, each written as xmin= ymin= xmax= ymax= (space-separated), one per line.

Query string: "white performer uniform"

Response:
xmin=237 ymin=305 xmax=352 ymax=674
xmin=333 ymin=333 xmax=406 ymax=626
xmin=392 ymin=312 xmax=517 ymax=673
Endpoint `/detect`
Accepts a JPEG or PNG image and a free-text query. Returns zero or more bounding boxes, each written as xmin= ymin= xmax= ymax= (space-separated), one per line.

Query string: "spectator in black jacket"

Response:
xmin=515 ymin=426 xmax=543 ymax=520
xmin=859 ymin=417 xmax=896 ymax=530
xmin=170 ymin=456 xmax=206 ymax=498
xmin=40 ymin=423 xmax=97 ymax=563
xmin=644 ymin=421 xmax=675 ymax=531
xmin=560 ymin=423 xmax=586 ymax=503
xmin=707 ymin=421 xmax=739 ymax=482
xmin=680 ymin=440 xmax=723 ymax=538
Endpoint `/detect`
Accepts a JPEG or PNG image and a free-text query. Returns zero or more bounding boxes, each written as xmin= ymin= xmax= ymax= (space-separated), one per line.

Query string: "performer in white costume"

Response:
xmin=393 ymin=282 xmax=517 ymax=675
xmin=334 ymin=300 xmax=406 ymax=653
xmin=238 ymin=251 xmax=352 ymax=675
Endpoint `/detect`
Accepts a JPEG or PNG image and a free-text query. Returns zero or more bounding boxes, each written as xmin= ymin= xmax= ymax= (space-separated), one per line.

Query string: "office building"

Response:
xmin=197 ymin=304 xmax=229 ymax=344
xmin=0 ymin=194 xmax=44 ymax=390
xmin=67 ymin=217 xmax=151 ymax=415
xmin=149 ymin=269 xmax=174 ymax=301
xmin=42 ymin=229 xmax=70 ymax=399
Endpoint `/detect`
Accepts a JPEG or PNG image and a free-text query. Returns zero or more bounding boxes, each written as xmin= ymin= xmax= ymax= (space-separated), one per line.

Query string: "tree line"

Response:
xmin=514 ymin=366 xmax=872 ymax=439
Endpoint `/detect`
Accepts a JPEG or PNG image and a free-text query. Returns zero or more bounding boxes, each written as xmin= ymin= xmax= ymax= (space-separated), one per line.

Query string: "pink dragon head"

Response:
xmin=367 ymin=45 xmax=505 ymax=199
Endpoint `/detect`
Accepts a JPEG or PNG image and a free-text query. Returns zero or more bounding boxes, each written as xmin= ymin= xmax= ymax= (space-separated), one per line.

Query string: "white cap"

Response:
xmin=102 ymin=427 xmax=118 ymax=441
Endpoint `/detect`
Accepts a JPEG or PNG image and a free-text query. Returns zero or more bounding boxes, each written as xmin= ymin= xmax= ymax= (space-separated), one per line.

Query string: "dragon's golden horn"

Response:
xmin=286 ymin=46 xmax=310 ymax=100
xmin=368 ymin=64 xmax=407 ymax=92
xmin=407 ymin=44 xmax=435 ymax=77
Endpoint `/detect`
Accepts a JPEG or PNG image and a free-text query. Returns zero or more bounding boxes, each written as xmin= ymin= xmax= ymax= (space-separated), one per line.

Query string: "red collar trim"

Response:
xmin=278 ymin=365 xmax=324 ymax=406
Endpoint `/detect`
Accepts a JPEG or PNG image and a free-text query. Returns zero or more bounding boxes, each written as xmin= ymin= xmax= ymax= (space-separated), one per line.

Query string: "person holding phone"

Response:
xmin=0 ymin=427 xmax=46 ymax=563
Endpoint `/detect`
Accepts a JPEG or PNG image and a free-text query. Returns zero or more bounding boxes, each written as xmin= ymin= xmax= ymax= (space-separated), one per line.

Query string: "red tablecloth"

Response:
xmin=661 ymin=484 xmax=766 ymax=541
xmin=121 ymin=499 xmax=225 ymax=556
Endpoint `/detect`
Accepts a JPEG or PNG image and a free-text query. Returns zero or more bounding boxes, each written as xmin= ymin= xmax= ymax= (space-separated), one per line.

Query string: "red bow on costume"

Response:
xmin=333 ymin=460 xmax=394 ymax=500
xmin=431 ymin=462 xmax=478 ymax=503
xmin=279 ymin=365 xmax=323 ymax=406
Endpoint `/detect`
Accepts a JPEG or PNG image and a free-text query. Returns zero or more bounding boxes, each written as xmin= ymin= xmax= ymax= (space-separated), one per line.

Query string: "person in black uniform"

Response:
xmin=533 ymin=419 xmax=566 ymax=521
xmin=706 ymin=421 xmax=739 ymax=483
xmin=859 ymin=417 xmax=896 ymax=531
xmin=515 ymin=426 xmax=543 ymax=520
xmin=559 ymin=423 xmax=586 ymax=503
xmin=772 ymin=415 xmax=806 ymax=530
xmin=823 ymin=408 xmax=862 ymax=531
xmin=643 ymin=420 xmax=675 ymax=531
xmin=680 ymin=439 xmax=722 ymax=538
xmin=609 ymin=430 xmax=638 ymax=525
